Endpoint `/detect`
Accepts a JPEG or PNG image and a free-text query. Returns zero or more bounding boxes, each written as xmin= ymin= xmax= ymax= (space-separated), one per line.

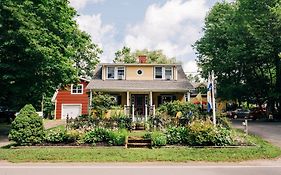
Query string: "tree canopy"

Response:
xmin=0 ymin=0 xmax=101 ymax=110
xmin=114 ymin=46 xmax=177 ymax=64
xmin=194 ymin=0 xmax=281 ymax=115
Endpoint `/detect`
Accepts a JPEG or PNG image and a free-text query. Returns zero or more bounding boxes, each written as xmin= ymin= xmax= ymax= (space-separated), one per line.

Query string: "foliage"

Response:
xmin=8 ymin=104 xmax=44 ymax=145
xmin=92 ymin=93 xmax=117 ymax=118
xmin=67 ymin=114 xmax=132 ymax=131
xmin=111 ymin=113 xmax=132 ymax=130
xmin=83 ymin=127 xmax=109 ymax=144
xmin=43 ymin=96 xmax=54 ymax=119
xmin=0 ymin=0 xmax=100 ymax=111
xmin=166 ymin=127 xmax=188 ymax=145
xmin=157 ymin=101 xmax=200 ymax=118
xmin=186 ymin=119 xmax=233 ymax=146
xmin=216 ymin=114 xmax=232 ymax=129
xmin=108 ymin=129 xmax=128 ymax=146
xmin=186 ymin=73 xmax=201 ymax=83
xmin=45 ymin=128 xmax=66 ymax=143
xmin=144 ymin=131 xmax=167 ymax=147
xmin=114 ymin=46 xmax=177 ymax=64
xmin=45 ymin=129 xmax=81 ymax=143
xmin=193 ymin=0 xmax=281 ymax=117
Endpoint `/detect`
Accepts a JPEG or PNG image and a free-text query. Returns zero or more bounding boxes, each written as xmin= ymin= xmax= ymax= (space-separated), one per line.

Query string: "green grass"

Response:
xmin=0 ymin=135 xmax=280 ymax=163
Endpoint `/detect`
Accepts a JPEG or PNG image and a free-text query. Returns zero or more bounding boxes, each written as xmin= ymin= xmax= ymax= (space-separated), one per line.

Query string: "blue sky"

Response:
xmin=69 ymin=0 xmax=229 ymax=72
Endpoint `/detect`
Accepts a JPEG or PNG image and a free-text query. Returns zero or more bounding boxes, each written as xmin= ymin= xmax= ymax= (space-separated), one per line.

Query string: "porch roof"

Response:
xmin=86 ymin=80 xmax=192 ymax=92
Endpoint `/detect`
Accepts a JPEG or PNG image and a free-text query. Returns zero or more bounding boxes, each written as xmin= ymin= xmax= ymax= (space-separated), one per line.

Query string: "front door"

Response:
xmin=133 ymin=94 xmax=146 ymax=116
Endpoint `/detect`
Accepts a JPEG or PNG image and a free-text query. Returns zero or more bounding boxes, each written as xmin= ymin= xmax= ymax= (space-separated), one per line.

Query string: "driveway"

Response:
xmin=231 ymin=119 xmax=281 ymax=147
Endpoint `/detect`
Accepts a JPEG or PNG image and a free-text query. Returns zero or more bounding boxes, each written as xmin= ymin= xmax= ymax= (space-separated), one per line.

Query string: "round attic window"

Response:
xmin=137 ymin=70 xmax=143 ymax=75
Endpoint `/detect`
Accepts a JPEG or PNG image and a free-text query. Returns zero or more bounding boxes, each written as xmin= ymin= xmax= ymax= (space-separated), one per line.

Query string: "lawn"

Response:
xmin=0 ymin=135 xmax=280 ymax=163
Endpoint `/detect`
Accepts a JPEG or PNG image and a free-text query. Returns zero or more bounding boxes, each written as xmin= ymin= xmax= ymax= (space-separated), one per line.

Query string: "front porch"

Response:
xmin=89 ymin=90 xmax=189 ymax=122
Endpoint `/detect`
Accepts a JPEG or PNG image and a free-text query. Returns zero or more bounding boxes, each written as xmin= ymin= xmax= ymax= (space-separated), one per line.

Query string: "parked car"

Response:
xmin=230 ymin=109 xmax=250 ymax=119
xmin=247 ymin=107 xmax=267 ymax=120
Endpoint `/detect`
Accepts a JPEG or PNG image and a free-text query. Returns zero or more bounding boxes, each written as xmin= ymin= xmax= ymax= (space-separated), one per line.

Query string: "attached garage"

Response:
xmin=61 ymin=104 xmax=82 ymax=119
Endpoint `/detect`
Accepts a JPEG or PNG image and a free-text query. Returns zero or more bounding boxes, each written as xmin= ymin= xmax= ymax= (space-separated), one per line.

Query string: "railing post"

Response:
xmin=124 ymin=105 xmax=127 ymax=115
xmin=132 ymin=104 xmax=135 ymax=122
xmin=145 ymin=104 xmax=148 ymax=122
xmin=153 ymin=105 xmax=155 ymax=117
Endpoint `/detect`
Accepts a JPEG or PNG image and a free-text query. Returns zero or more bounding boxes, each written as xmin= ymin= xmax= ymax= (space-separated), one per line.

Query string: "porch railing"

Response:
xmin=124 ymin=104 xmax=155 ymax=122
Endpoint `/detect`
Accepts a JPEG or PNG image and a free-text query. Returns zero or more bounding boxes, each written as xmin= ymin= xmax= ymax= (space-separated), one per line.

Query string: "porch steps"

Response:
xmin=125 ymin=136 xmax=152 ymax=148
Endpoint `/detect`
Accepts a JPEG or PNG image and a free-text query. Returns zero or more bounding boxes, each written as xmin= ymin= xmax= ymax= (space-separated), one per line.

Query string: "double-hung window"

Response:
xmin=154 ymin=66 xmax=173 ymax=79
xmin=155 ymin=67 xmax=163 ymax=79
xmin=71 ymin=84 xmax=83 ymax=94
xmin=117 ymin=67 xmax=125 ymax=79
xmin=165 ymin=67 xmax=172 ymax=80
xmin=107 ymin=66 xmax=125 ymax=79
xmin=107 ymin=67 xmax=115 ymax=79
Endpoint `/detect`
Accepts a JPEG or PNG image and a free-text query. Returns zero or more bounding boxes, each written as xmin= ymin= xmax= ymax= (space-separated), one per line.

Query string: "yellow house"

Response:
xmin=86 ymin=57 xmax=193 ymax=121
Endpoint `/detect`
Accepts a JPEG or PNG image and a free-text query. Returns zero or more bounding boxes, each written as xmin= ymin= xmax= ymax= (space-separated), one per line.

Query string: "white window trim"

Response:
xmin=165 ymin=66 xmax=173 ymax=80
xmin=71 ymin=84 xmax=83 ymax=94
xmin=154 ymin=66 xmax=173 ymax=80
xmin=117 ymin=66 xmax=125 ymax=80
xmin=106 ymin=66 xmax=115 ymax=79
xmin=154 ymin=66 xmax=163 ymax=79
xmin=106 ymin=66 xmax=125 ymax=80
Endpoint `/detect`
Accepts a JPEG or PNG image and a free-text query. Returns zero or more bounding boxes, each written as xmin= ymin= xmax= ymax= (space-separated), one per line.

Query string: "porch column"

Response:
xmin=187 ymin=92 xmax=190 ymax=102
xmin=132 ymin=104 xmax=135 ymax=122
xmin=126 ymin=91 xmax=130 ymax=106
xmin=149 ymin=91 xmax=153 ymax=106
xmin=145 ymin=104 xmax=148 ymax=122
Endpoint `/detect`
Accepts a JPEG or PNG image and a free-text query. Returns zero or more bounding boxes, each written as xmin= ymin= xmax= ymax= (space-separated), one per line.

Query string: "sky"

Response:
xmin=69 ymin=0 xmax=231 ymax=73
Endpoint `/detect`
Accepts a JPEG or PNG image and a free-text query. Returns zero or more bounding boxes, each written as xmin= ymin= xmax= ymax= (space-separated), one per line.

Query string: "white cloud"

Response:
xmin=124 ymin=0 xmax=209 ymax=72
xmin=69 ymin=0 xmax=105 ymax=10
xmin=75 ymin=14 xmax=118 ymax=62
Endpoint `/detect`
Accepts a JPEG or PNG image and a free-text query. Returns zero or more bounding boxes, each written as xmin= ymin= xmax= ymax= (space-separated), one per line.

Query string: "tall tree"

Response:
xmin=0 ymin=0 xmax=101 ymax=110
xmin=114 ymin=46 xmax=177 ymax=64
xmin=194 ymin=0 xmax=281 ymax=115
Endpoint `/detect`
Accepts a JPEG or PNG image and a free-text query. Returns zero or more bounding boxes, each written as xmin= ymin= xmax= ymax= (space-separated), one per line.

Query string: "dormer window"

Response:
xmin=71 ymin=84 xmax=83 ymax=94
xmin=154 ymin=66 xmax=173 ymax=80
xmin=117 ymin=67 xmax=125 ymax=79
xmin=106 ymin=66 xmax=125 ymax=80
xmin=107 ymin=67 xmax=115 ymax=79
xmin=155 ymin=67 xmax=163 ymax=79
xmin=165 ymin=67 xmax=172 ymax=80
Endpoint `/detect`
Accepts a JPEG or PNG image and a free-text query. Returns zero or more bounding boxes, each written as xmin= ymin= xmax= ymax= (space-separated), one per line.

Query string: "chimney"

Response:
xmin=138 ymin=55 xmax=147 ymax=63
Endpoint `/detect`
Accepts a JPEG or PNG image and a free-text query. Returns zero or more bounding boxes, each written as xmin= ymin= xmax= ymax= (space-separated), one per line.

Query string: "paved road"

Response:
xmin=0 ymin=163 xmax=281 ymax=175
xmin=231 ymin=120 xmax=281 ymax=147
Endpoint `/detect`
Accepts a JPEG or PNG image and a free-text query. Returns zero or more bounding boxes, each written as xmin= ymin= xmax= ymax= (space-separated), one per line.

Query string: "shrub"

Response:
xmin=83 ymin=127 xmax=109 ymax=143
xmin=166 ymin=127 xmax=188 ymax=145
xmin=65 ymin=129 xmax=81 ymax=143
xmin=45 ymin=129 xmax=66 ymax=143
xmin=8 ymin=104 xmax=45 ymax=145
xmin=108 ymin=129 xmax=128 ymax=146
xmin=216 ymin=114 xmax=232 ymax=129
xmin=157 ymin=101 xmax=200 ymax=117
xmin=186 ymin=119 xmax=233 ymax=146
xmin=145 ymin=132 xmax=167 ymax=147
xmin=92 ymin=93 xmax=117 ymax=118
xmin=112 ymin=113 xmax=132 ymax=130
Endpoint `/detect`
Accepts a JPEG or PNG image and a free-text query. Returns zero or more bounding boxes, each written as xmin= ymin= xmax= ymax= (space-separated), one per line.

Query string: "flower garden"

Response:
xmin=8 ymin=101 xmax=253 ymax=148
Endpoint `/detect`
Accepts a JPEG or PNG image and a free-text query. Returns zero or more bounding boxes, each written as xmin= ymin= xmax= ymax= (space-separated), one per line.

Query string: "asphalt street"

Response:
xmin=1 ymin=163 xmax=281 ymax=175
xmin=231 ymin=119 xmax=281 ymax=147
